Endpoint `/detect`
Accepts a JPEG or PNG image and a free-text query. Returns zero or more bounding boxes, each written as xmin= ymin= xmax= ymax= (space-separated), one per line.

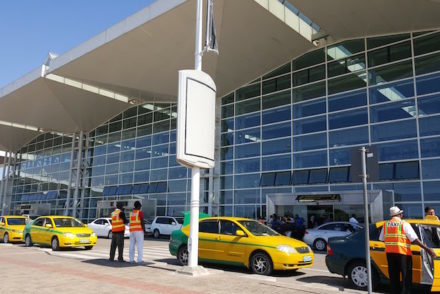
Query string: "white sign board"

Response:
xmin=177 ymin=70 xmax=216 ymax=169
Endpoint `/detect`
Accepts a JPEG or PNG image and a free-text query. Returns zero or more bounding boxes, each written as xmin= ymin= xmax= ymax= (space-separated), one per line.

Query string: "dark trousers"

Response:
xmin=109 ymin=231 xmax=124 ymax=261
xmin=386 ymin=253 xmax=412 ymax=294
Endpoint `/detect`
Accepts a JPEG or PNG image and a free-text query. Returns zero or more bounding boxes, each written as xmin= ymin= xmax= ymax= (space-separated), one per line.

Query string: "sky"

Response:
xmin=0 ymin=0 xmax=155 ymax=89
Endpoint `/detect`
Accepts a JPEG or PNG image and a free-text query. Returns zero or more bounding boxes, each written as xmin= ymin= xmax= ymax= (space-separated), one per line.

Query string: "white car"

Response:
xmin=303 ymin=221 xmax=363 ymax=251
xmin=87 ymin=218 xmax=130 ymax=239
xmin=150 ymin=216 xmax=183 ymax=239
xmin=144 ymin=218 xmax=153 ymax=235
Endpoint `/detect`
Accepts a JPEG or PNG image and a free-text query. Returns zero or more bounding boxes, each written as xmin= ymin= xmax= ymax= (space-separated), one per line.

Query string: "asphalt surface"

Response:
xmin=0 ymin=237 xmax=372 ymax=294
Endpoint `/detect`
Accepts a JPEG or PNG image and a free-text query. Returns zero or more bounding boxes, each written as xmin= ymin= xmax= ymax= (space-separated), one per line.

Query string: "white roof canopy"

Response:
xmin=0 ymin=0 xmax=439 ymax=152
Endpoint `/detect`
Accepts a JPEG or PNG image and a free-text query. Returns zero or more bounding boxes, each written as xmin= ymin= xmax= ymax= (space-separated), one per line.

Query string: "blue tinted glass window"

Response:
xmin=262 ymin=106 xmax=291 ymax=124
xmin=235 ymin=143 xmax=260 ymax=159
xmin=394 ymin=182 xmax=421 ymax=202
xmin=260 ymin=173 xmax=276 ymax=187
xmin=328 ymin=72 xmax=367 ymax=95
xmin=379 ymin=163 xmax=394 ymax=180
xmin=369 ymin=60 xmax=413 ymax=86
xmin=370 ymin=100 xmax=416 ymax=123
xmin=419 ymin=116 xmax=440 ymax=137
xmin=235 ymin=127 xmax=261 ymax=144
xmin=262 ymin=122 xmax=291 ymax=140
xmin=136 ymin=136 xmax=151 ymax=148
xmin=329 ymin=148 xmax=350 ymax=166
xmin=293 ymin=98 xmax=326 ymax=119
xmin=329 ymin=108 xmax=368 ymax=130
xmin=293 ymin=115 xmax=326 ymax=135
xmin=152 ymin=144 xmax=169 ymax=157
xmin=234 ymin=190 xmax=260 ymax=205
xmin=121 ymin=151 xmax=134 ymax=161
xmin=418 ymin=94 xmax=440 ymax=117
xmin=152 ymin=132 xmax=169 ymax=145
xmin=329 ymin=126 xmax=368 ymax=148
xmin=422 ymin=159 xmax=440 ymax=180
xmin=262 ymin=138 xmax=291 ymax=156
xmin=416 ymin=72 xmax=440 ymax=96
xmin=293 ymin=150 xmax=327 ymax=168
xmin=309 ymin=169 xmax=328 ymax=184
xmin=106 ymin=153 xmax=120 ymax=164
xmin=156 ymin=182 xmax=167 ymax=193
xmin=168 ymin=167 xmax=187 ymax=179
xmin=293 ymin=133 xmax=327 ymax=152
xmin=262 ymin=89 xmax=291 ymax=110
xmin=221 ymin=160 xmax=233 ymax=175
xmin=421 ymin=138 xmax=440 ymax=158
xmin=150 ymin=169 xmax=167 ymax=181
xmin=168 ymin=180 xmax=186 ymax=193
xmin=262 ymin=154 xmax=291 ymax=171
xmin=221 ymin=147 xmax=233 ymax=160
xmin=235 ymin=97 xmax=260 ymax=115
xmin=415 ymin=52 xmax=440 ymax=76
xmin=423 ymin=181 xmax=440 ymax=201
xmin=135 ymin=159 xmax=150 ymax=171
xmin=134 ymin=171 xmax=149 ymax=183
xmin=235 ymin=113 xmax=260 ymax=130
xmin=222 ymin=104 xmax=234 ymax=118
xmin=234 ymin=174 xmax=260 ymax=189
xmin=378 ymin=140 xmax=418 ymax=161
xmin=275 ymin=171 xmax=291 ymax=186
xmin=369 ymin=79 xmax=414 ymax=104
xmin=292 ymin=170 xmax=309 ymax=185
xmin=220 ymin=176 xmax=233 ymax=189
xmin=119 ymin=161 xmax=133 ymax=173
xmin=371 ymin=120 xmax=417 ymax=142
xmin=221 ymin=133 xmax=234 ymax=146
xmin=395 ymin=162 xmax=419 ymax=180
xmin=222 ymin=118 xmax=234 ymax=133
xmin=292 ymin=81 xmax=326 ymax=103
xmin=236 ymin=83 xmax=261 ymax=101
xmin=235 ymin=158 xmax=260 ymax=174
xmin=329 ymin=167 xmax=349 ymax=183
xmin=151 ymin=156 xmax=168 ymax=169
xmin=328 ymin=89 xmax=367 ymax=112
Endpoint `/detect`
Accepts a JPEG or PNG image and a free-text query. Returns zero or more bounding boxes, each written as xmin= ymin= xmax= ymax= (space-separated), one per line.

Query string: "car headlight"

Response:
xmin=91 ymin=233 xmax=97 ymax=237
xmin=277 ymin=245 xmax=297 ymax=254
xmin=63 ymin=233 xmax=76 ymax=238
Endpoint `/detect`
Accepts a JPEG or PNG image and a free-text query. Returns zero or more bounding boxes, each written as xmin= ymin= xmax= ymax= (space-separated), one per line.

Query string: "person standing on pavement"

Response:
xmin=109 ymin=202 xmax=127 ymax=262
xmin=379 ymin=206 xmax=436 ymax=294
xmin=129 ymin=201 xmax=145 ymax=263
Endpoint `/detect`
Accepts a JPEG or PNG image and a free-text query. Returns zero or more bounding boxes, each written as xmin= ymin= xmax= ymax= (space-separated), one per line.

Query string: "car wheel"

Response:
xmin=347 ymin=261 xmax=379 ymax=290
xmin=3 ymin=233 xmax=9 ymax=244
xmin=153 ymin=229 xmax=160 ymax=239
xmin=51 ymin=237 xmax=60 ymax=251
xmin=25 ymin=234 xmax=33 ymax=247
xmin=177 ymin=245 xmax=188 ymax=266
xmin=85 ymin=246 xmax=93 ymax=250
xmin=108 ymin=231 xmax=112 ymax=239
xmin=250 ymin=252 xmax=273 ymax=275
xmin=313 ymin=238 xmax=327 ymax=251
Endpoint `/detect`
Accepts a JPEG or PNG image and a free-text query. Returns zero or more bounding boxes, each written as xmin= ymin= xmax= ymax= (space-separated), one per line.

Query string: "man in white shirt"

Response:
xmin=349 ymin=214 xmax=359 ymax=225
xmin=379 ymin=206 xmax=435 ymax=294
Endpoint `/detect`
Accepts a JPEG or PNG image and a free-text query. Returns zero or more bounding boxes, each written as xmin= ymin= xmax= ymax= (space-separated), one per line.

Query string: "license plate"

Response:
xmin=303 ymin=255 xmax=312 ymax=262
xmin=79 ymin=239 xmax=90 ymax=244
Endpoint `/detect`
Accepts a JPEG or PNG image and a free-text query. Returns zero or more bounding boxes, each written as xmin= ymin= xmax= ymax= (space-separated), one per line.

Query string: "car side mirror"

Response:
xmin=45 ymin=224 xmax=52 ymax=228
xmin=171 ymin=222 xmax=176 ymax=225
xmin=236 ymin=230 xmax=246 ymax=237
xmin=84 ymin=224 xmax=88 ymax=228
xmin=0 ymin=222 xmax=4 ymax=226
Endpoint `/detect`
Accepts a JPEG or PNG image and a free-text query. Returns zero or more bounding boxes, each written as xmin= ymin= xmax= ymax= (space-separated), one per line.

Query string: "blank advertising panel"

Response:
xmin=177 ymin=70 xmax=216 ymax=169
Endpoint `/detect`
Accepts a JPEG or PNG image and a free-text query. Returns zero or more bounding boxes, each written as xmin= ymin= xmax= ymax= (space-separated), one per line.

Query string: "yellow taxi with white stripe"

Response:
xmin=23 ymin=216 xmax=97 ymax=251
xmin=0 ymin=215 xmax=27 ymax=243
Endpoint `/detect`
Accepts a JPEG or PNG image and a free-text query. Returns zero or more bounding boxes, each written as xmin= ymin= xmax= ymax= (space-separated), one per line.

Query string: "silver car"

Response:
xmin=303 ymin=221 xmax=363 ymax=251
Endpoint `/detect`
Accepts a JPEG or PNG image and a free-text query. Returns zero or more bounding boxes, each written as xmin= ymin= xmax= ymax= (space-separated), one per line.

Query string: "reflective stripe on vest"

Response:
xmin=129 ymin=210 xmax=143 ymax=232
xmin=384 ymin=217 xmax=412 ymax=256
xmin=111 ymin=209 xmax=125 ymax=232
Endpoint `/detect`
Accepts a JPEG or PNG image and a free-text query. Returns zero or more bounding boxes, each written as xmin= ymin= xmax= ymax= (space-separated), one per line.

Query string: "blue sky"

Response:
xmin=0 ymin=0 xmax=154 ymax=89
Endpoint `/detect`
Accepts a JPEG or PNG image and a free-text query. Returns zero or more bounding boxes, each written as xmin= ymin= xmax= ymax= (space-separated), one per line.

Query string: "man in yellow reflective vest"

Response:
xmin=129 ymin=201 xmax=145 ymax=263
xmin=379 ymin=206 xmax=436 ymax=294
xmin=109 ymin=202 xmax=127 ymax=262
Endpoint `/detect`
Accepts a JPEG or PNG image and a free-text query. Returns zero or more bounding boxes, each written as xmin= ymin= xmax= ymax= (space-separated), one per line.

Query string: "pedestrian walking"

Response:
xmin=379 ymin=206 xmax=436 ymax=294
xmin=129 ymin=201 xmax=145 ymax=263
xmin=109 ymin=202 xmax=127 ymax=262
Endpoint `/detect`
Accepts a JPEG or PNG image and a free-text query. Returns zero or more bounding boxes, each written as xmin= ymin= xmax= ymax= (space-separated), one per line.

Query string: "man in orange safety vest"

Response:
xmin=109 ymin=202 xmax=127 ymax=262
xmin=129 ymin=201 xmax=145 ymax=263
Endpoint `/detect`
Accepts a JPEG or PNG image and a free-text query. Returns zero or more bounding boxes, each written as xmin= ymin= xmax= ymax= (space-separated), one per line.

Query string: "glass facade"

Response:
xmin=7 ymin=30 xmax=440 ymax=222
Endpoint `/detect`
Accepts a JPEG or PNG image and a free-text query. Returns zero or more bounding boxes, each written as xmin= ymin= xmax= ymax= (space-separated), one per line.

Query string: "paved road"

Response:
xmin=0 ymin=237 xmax=371 ymax=294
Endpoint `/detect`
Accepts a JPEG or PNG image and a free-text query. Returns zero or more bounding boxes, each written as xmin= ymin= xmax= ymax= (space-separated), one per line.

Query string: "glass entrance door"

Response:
xmin=307 ymin=205 xmax=333 ymax=228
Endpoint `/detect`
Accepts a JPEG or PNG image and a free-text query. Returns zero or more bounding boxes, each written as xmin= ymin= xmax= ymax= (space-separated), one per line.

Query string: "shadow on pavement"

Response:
xmin=297 ymin=275 xmax=351 ymax=290
xmin=82 ymin=259 xmax=154 ymax=268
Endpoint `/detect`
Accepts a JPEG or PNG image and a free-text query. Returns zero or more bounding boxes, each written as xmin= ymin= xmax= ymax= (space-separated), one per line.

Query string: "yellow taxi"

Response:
xmin=0 ymin=215 xmax=27 ymax=243
xmin=23 ymin=216 xmax=97 ymax=251
xmin=169 ymin=216 xmax=314 ymax=275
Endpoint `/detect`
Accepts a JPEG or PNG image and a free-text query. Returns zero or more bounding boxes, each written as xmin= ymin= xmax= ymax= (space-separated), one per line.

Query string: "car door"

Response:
xmin=30 ymin=217 xmax=45 ymax=244
xmin=198 ymin=219 xmax=221 ymax=260
xmin=89 ymin=219 xmax=102 ymax=236
xmin=103 ymin=219 xmax=112 ymax=236
xmin=217 ymin=220 xmax=247 ymax=264
xmin=418 ymin=224 xmax=440 ymax=291
xmin=0 ymin=217 xmax=5 ymax=239
xmin=369 ymin=224 xmax=388 ymax=279
xmin=41 ymin=218 xmax=54 ymax=245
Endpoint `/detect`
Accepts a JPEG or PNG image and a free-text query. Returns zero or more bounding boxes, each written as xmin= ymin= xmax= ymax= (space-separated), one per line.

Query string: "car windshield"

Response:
xmin=176 ymin=218 xmax=184 ymax=224
xmin=238 ymin=220 xmax=279 ymax=236
xmin=53 ymin=218 xmax=84 ymax=228
xmin=7 ymin=218 xmax=26 ymax=225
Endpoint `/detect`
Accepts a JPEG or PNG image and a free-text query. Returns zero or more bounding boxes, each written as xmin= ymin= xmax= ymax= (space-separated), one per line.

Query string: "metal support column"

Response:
xmin=79 ymin=133 xmax=89 ymax=219
xmin=208 ymin=168 xmax=213 ymax=216
xmin=2 ymin=152 xmax=12 ymax=214
xmin=361 ymin=147 xmax=372 ymax=294
xmin=64 ymin=135 xmax=76 ymax=215
xmin=0 ymin=151 xmax=8 ymax=215
xmin=72 ymin=130 xmax=84 ymax=218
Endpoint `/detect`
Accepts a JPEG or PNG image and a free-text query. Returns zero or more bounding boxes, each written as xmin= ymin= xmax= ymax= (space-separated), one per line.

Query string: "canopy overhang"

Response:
xmin=1 ymin=0 xmax=439 ymax=152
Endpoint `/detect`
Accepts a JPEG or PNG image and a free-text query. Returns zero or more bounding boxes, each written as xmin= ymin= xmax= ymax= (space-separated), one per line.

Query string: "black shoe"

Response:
xmin=118 ymin=259 xmax=125 ymax=262
xmin=109 ymin=258 xmax=114 ymax=262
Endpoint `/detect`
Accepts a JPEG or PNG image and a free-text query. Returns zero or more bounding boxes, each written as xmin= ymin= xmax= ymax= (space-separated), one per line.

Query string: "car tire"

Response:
xmin=51 ymin=237 xmax=60 ymax=251
xmin=108 ymin=231 xmax=112 ymax=239
xmin=177 ymin=245 xmax=188 ymax=266
xmin=250 ymin=252 xmax=273 ymax=275
xmin=313 ymin=238 xmax=327 ymax=251
xmin=3 ymin=233 xmax=9 ymax=244
xmin=25 ymin=234 xmax=33 ymax=247
xmin=347 ymin=261 xmax=379 ymax=290
xmin=85 ymin=246 xmax=93 ymax=250
xmin=153 ymin=229 xmax=160 ymax=239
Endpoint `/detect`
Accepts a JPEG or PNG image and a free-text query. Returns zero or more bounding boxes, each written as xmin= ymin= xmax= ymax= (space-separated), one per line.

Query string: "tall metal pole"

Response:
xmin=188 ymin=0 xmax=204 ymax=269
xmin=64 ymin=135 xmax=76 ymax=215
xmin=361 ymin=147 xmax=372 ymax=294
xmin=72 ymin=130 xmax=84 ymax=218
xmin=0 ymin=151 xmax=8 ymax=215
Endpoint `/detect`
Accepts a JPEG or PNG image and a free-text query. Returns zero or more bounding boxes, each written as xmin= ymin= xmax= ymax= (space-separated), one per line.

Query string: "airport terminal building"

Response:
xmin=0 ymin=0 xmax=440 ymax=224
